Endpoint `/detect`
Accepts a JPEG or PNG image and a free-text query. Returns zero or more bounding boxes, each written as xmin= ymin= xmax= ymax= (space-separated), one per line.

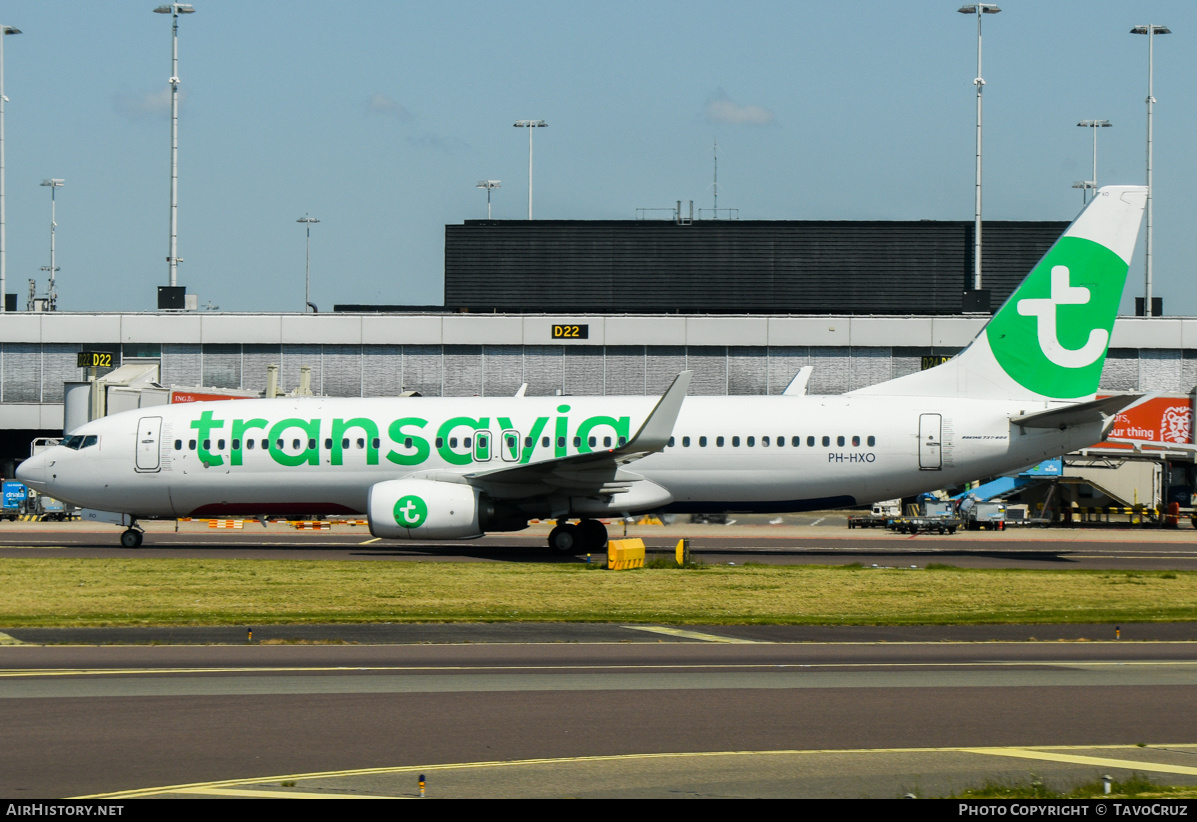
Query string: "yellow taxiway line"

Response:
xmin=76 ymin=743 xmax=1197 ymax=799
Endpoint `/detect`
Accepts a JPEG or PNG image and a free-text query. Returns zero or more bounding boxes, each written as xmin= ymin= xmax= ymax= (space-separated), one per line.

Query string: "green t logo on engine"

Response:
xmin=393 ymin=495 xmax=428 ymax=528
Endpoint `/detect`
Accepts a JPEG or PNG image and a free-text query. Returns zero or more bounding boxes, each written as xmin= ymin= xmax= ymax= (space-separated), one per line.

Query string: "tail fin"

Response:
xmin=850 ymin=185 xmax=1147 ymax=401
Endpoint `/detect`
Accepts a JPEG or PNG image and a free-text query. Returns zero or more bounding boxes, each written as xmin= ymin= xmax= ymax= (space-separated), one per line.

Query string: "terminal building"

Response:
xmin=0 ymin=217 xmax=1193 ymax=506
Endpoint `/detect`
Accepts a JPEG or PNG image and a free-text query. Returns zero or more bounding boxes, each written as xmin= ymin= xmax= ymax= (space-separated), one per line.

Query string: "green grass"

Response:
xmin=939 ymin=772 xmax=1197 ymax=799
xmin=1 ymin=558 xmax=1196 ymax=627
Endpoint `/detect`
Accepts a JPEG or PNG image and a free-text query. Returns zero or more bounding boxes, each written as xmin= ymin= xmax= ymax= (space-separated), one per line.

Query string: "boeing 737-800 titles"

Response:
xmin=17 ymin=186 xmax=1149 ymax=551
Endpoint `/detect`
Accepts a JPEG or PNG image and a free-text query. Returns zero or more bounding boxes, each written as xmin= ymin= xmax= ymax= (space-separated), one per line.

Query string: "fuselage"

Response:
xmin=17 ymin=393 xmax=1100 ymax=521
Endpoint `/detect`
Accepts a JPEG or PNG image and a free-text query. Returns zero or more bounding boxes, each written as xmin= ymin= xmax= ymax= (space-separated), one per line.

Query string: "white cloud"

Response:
xmin=366 ymin=93 xmax=414 ymax=122
xmin=704 ymin=89 xmax=775 ymax=126
xmin=113 ymin=87 xmax=177 ymax=121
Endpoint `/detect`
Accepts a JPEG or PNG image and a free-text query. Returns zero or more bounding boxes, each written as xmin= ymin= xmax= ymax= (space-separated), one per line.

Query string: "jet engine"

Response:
xmin=367 ymin=479 xmax=487 ymax=540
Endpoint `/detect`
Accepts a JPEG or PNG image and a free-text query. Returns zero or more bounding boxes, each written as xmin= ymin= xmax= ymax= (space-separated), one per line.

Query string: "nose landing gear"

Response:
xmin=120 ymin=521 xmax=144 ymax=548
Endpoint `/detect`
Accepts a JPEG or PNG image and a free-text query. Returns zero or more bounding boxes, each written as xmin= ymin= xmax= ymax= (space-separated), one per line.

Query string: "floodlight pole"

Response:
xmin=476 ymin=180 xmax=501 ymax=219
xmin=297 ymin=215 xmax=319 ymax=312
xmin=959 ymin=5 xmax=1000 ymax=293
xmin=0 ymin=26 xmax=20 ymax=313
xmin=513 ymin=120 xmax=546 ymax=219
xmin=1131 ymin=24 xmax=1170 ymax=317
xmin=40 ymin=179 xmax=62 ymax=311
xmin=154 ymin=4 xmax=195 ymax=289
xmin=1076 ymin=120 xmax=1110 ymax=205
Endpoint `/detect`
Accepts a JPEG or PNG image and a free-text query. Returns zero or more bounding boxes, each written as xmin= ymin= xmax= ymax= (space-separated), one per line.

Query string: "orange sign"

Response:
xmin=170 ymin=390 xmax=256 ymax=404
xmin=1098 ymin=395 xmax=1193 ymax=449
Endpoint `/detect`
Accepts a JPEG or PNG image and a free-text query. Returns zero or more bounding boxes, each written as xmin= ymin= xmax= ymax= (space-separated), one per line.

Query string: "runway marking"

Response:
xmin=7 ymin=658 xmax=1197 ymax=679
xmin=623 ymin=626 xmax=766 ymax=643
xmin=75 ymin=743 xmax=1197 ymax=799
xmin=174 ymin=786 xmax=396 ymax=799
xmin=360 ymin=538 xmax=382 ymax=545
xmin=962 ymin=747 xmax=1197 ymax=776
xmin=0 ymin=632 xmax=29 ymax=645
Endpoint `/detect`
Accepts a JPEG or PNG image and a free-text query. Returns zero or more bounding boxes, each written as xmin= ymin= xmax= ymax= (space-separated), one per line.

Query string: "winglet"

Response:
xmin=624 ymin=371 xmax=692 ymax=453
xmin=782 ymin=366 xmax=813 ymax=396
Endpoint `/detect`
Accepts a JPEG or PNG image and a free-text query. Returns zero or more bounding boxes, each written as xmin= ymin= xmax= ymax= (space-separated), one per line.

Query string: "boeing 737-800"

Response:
xmin=17 ymin=186 xmax=1149 ymax=551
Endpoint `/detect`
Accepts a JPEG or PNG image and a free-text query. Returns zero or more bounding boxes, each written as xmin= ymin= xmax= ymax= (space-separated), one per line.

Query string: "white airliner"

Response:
xmin=17 ymin=186 xmax=1148 ymax=551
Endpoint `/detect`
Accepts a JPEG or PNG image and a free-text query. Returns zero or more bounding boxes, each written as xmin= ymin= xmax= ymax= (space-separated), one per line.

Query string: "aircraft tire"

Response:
xmin=576 ymin=519 xmax=608 ymax=554
xmin=547 ymin=523 xmax=579 ymax=554
xmin=120 ymin=529 xmax=143 ymax=549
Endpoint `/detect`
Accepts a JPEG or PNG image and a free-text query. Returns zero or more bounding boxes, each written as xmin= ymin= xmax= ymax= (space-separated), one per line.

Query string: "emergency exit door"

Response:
xmin=919 ymin=413 xmax=942 ymax=470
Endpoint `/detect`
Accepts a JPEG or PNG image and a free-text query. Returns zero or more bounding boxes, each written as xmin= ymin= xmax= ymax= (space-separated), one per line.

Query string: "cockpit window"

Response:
xmin=61 ymin=435 xmax=98 ymax=451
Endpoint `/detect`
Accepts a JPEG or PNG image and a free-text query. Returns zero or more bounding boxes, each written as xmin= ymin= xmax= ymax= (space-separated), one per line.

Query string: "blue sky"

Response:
xmin=3 ymin=1 xmax=1194 ymax=315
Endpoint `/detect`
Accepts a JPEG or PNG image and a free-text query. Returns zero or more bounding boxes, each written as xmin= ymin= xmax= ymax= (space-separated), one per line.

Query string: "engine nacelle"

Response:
xmin=367 ymin=479 xmax=485 ymax=540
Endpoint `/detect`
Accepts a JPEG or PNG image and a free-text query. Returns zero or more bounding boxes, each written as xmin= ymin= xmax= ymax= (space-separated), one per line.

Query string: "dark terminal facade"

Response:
xmin=443 ymin=219 xmax=1069 ymax=315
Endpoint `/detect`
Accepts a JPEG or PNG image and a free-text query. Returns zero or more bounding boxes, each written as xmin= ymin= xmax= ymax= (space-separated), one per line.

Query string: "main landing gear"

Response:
xmin=547 ymin=518 xmax=608 ymax=555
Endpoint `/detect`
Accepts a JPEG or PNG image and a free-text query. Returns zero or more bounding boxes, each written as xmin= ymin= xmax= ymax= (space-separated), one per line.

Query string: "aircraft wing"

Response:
xmin=1010 ymin=393 xmax=1144 ymax=431
xmin=460 ymin=371 xmax=692 ymax=499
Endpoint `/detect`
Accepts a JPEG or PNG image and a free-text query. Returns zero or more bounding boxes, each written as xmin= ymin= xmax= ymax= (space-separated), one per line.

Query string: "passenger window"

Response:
xmin=449 ymin=437 xmax=458 ymax=448
xmin=247 ymin=440 xmax=255 ymax=450
xmin=837 ymin=436 xmax=845 ymax=447
xmin=307 ymin=439 xmax=316 ymax=450
xmin=357 ymin=438 xmax=365 ymax=449
xmin=435 ymin=438 xmax=444 ymax=448
xmin=404 ymin=437 xmax=413 ymax=448
xmin=762 ymin=436 xmax=769 ymax=446
xmin=589 ymin=436 xmax=597 ymax=447
xmin=189 ymin=440 xmax=197 ymax=451
xmin=542 ymin=436 xmax=550 ymax=447
xmin=699 ymin=436 xmax=707 ymax=447
xmin=683 ymin=436 xmax=690 ymax=447
xmin=203 ymin=439 xmax=211 ymax=450
xmin=218 ymin=439 xmax=225 ymax=450
xmin=732 ymin=436 xmax=740 ymax=447
xmin=716 ymin=436 xmax=725 ymax=447
xmin=747 ymin=436 xmax=755 ymax=447
xmin=507 ymin=435 xmax=517 ymax=449
xmin=604 ymin=437 xmax=612 ymax=447
xmin=822 ymin=436 xmax=830 ymax=447
xmin=231 ymin=439 xmax=240 ymax=451
xmin=372 ymin=438 xmax=380 ymax=449
xmin=852 ymin=436 xmax=860 ymax=447
xmin=618 ymin=437 xmax=626 ymax=446
xmin=573 ymin=437 xmax=581 ymax=447
xmin=793 ymin=436 xmax=801 ymax=447
xmin=668 ymin=437 xmax=675 ymax=447
xmin=174 ymin=440 xmax=182 ymax=450
xmin=557 ymin=436 xmax=566 ymax=448
xmin=868 ymin=436 xmax=876 ymax=447
xmin=807 ymin=436 xmax=815 ymax=447
xmin=325 ymin=438 xmax=334 ymax=450
xmin=464 ymin=437 xmax=472 ymax=449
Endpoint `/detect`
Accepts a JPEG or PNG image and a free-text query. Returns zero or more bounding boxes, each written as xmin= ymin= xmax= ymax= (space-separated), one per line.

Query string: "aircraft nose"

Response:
xmin=15 ymin=452 xmax=48 ymax=492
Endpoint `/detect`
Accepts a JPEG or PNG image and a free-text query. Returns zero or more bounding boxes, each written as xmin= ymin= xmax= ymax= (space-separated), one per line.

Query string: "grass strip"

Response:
xmin=0 ymin=558 xmax=1195 ymax=627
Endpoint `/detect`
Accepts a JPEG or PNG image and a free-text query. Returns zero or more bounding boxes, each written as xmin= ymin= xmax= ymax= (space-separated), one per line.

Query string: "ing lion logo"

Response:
xmin=1160 ymin=406 xmax=1191 ymax=444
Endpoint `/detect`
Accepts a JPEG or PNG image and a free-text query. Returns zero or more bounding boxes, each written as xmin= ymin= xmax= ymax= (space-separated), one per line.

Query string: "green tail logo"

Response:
xmin=986 ymin=236 xmax=1125 ymax=399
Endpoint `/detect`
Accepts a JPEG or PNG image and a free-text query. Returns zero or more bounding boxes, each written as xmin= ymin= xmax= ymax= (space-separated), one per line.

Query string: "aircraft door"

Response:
xmin=473 ymin=431 xmax=492 ymax=462
xmin=500 ymin=429 xmax=520 ymax=462
xmin=918 ymin=413 xmax=942 ymax=470
xmin=135 ymin=416 xmax=163 ymax=472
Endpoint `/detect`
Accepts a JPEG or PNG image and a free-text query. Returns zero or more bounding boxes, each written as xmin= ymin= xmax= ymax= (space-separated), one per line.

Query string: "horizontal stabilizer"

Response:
xmin=1010 ymin=393 xmax=1142 ymax=430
